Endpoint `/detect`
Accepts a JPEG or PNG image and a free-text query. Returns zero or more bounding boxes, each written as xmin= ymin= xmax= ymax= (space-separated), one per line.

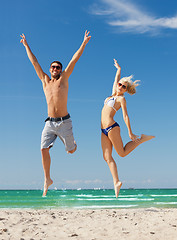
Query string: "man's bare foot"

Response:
xmin=67 ymin=141 xmax=77 ymax=154
xmin=140 ymin=134 xmax=155 ymax=143
xmin=114 ymin=181 xmax=122 ymax=198
xmin=42 ymin=178 xmax=53 ymax=197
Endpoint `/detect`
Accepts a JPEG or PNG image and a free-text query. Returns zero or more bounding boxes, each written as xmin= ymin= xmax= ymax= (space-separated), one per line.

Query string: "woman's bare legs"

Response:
xmin=108 ymin=127 xmax=155 ymax=157
xmin=101 ymin=127 xmax=154 ymax=197
xmin=101 ymin=133 xmax=122 ymax=198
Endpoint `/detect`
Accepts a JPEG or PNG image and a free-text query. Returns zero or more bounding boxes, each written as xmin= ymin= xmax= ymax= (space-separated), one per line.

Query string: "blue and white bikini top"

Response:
xmin=104 ymin=96 xmax=118 ymax=112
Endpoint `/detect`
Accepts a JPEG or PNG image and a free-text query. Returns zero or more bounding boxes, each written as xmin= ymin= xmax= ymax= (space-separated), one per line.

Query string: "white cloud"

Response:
xmin=64 ymin=179 xmax=104 ymax=185
xmin=90 ymin=0 xmax=177 ymax=34
xmin=65 ymin=180 xmax=83 ymax=185
xmin=84 ymin=179 xmax=103 ymax=184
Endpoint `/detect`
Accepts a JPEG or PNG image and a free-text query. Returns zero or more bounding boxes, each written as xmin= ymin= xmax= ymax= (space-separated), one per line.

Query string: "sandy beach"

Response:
xmin=0 ymin=208 xmax=177 ymax=240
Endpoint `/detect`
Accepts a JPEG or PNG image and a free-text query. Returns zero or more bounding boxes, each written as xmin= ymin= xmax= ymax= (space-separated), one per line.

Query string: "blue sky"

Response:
xmin=0 ymin=0 xmax=177 ymax=189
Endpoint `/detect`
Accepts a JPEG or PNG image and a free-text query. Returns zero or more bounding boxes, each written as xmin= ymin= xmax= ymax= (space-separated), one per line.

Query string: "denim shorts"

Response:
xmin=41 ymin=118 xmax=76 ymax=152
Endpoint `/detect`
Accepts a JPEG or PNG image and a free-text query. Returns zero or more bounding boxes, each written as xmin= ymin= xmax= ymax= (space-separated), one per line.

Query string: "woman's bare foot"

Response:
xmin=42 ymin=178 xmax=53 ymax=197
xmin=114 ymin=181 xmax=122 ymax=198
xmin=140 ymin=134 xmax=155 ymax=143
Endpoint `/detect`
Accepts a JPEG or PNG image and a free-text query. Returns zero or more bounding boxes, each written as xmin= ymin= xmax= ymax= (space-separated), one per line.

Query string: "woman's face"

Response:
xmin=117 ymin=81 xmax=128 ymax=94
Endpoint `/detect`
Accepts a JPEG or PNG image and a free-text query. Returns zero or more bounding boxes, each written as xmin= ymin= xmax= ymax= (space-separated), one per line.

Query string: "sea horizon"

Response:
xmin=1 ymin=187 xmax=176 ymax=190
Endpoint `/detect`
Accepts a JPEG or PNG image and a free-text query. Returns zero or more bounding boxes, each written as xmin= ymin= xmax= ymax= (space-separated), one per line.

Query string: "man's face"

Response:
xmin=50 ymin=63 xmax=62 ymax=78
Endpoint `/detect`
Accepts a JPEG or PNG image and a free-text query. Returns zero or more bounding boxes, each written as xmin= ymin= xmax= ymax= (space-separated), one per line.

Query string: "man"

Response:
xmin=20 ymin=31 xmax=91 ymax=196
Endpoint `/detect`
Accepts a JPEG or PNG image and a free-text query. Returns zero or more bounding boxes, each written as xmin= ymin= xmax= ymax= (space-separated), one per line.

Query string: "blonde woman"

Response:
xmin=101 ymin=59 xmax=154 ymax=198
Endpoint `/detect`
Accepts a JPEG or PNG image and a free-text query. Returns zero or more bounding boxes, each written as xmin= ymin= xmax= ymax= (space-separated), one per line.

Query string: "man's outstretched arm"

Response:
xmin=64 ymin=30 xmax=91 ymax=78
xmin=20 ymin=34 xmax=46 ymax=83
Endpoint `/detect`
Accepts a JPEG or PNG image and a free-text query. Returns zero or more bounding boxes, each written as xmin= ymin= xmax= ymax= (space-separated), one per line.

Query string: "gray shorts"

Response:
xmin=41 ymin=118 xmax=76 ymax=152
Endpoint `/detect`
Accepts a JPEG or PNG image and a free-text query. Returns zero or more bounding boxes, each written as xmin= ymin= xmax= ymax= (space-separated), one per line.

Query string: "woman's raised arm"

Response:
xmin=112 ymin=59 xmax=121 ymax=95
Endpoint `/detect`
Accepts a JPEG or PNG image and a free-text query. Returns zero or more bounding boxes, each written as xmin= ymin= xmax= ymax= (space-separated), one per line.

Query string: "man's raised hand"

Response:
xmin=83 ymin=30 xmax=91 ymax=44
xmin=20 ymin=34 xmax=28 ymax=47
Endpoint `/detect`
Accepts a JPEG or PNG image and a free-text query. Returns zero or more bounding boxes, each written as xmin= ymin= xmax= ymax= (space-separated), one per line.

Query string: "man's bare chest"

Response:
xmin=44 ymin=81 xmax=68 ymax=97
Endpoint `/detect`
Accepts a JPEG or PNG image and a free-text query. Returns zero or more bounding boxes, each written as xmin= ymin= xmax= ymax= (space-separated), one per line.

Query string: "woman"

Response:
xmin=101 ymin=59 xmax=154 ymax=198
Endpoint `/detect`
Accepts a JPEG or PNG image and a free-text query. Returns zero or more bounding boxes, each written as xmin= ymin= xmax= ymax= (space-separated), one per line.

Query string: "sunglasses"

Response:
xmin=51 ymin=65 xmax=61 ymax=70
xmin=118 ymin=82 xmax=127 ymax=89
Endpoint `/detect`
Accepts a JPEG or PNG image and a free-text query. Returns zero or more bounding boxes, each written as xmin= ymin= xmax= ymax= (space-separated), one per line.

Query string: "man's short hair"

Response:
xmin=50 ymin=61 xmax=63 ymax=70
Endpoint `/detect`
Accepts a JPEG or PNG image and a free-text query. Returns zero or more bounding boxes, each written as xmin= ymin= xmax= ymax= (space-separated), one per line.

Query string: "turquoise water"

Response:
xmin=0 ymin=189 xmax=177 ymax=209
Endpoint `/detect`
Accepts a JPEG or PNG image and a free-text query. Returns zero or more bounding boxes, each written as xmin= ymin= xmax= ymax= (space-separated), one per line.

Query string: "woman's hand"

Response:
xmin=129 ymin=133 xmax=140 ymax=142
xmin=114 ymin=59 xmax=121 ymax=70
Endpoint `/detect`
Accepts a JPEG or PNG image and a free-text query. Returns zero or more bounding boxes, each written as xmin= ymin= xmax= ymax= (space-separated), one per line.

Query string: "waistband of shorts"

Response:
xmin=45 ymin=114 xmax=70 ymax=122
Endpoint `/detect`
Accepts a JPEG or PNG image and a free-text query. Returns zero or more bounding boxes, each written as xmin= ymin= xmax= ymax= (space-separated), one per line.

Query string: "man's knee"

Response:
xmin=67 ymin=145 xmax=77 ymax=154
xmin=41 ymin=147 xmax=50 ymax=155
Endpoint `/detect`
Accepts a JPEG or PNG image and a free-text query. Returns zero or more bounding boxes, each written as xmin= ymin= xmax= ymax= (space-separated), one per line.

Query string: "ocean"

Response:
xmin=0 ymin=189 xmax=177 ymax=209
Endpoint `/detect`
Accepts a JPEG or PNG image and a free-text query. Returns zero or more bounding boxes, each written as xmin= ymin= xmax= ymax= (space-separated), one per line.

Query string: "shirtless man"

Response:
xmin=20 ymin=31 xmax=91 ymax=196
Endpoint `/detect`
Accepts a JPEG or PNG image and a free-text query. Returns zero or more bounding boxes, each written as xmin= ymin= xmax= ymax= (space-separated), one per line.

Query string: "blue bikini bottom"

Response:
xmin=101 ymin=122 xmax=120 ymax=137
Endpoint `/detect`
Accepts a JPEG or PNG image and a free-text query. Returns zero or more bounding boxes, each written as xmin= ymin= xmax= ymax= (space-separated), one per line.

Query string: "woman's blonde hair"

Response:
xmin=120 ymin=75 xmax=140 ymax=95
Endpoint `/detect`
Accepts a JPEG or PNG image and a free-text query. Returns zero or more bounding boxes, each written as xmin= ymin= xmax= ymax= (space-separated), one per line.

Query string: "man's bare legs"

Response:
xmin=41 ymin=143 xmax=77 ymax=196
xmin=101 ymin=133 xmax=122 ymax=198
xmin=41 ymin=148 xmax=53 ymax=197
